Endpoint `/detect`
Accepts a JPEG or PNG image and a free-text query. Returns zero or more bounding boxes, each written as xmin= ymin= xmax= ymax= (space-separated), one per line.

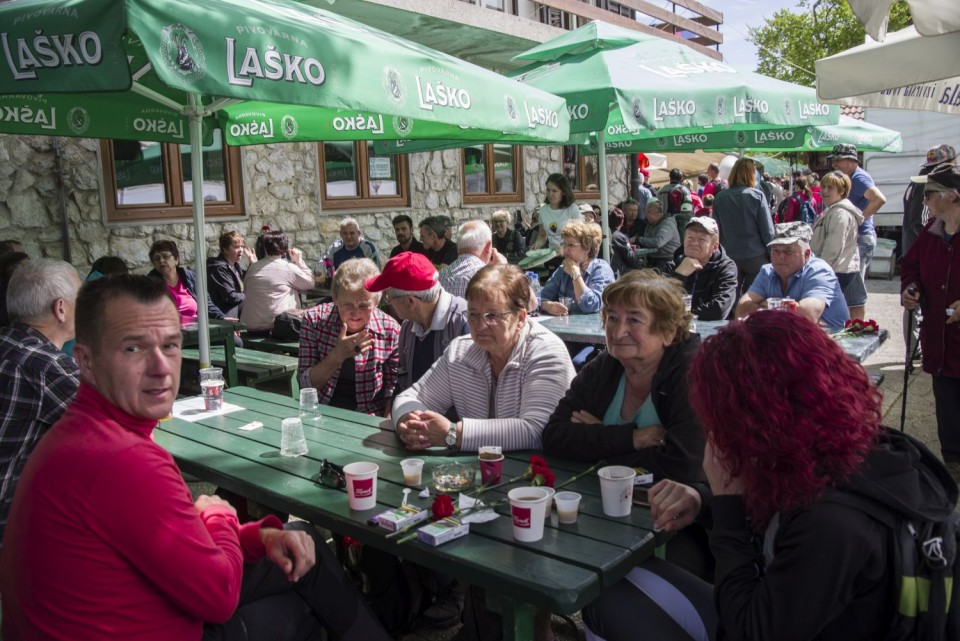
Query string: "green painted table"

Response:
xmin=181 ymin=320 xmax=244 ymax=387
xmin=154 ymin=387 xmax=659 ymax=641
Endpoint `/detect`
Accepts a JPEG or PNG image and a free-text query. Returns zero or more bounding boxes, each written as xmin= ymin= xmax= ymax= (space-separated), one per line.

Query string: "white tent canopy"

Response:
xmin=845 ymin=0 xmax=960 ymax=41
xmin=815 ymin=26 xmax=960 ymax=114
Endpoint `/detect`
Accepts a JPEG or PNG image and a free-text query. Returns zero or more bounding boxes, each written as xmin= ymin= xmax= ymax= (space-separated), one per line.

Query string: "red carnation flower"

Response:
xmin=431 ymin=494 xmax=455 ymax=521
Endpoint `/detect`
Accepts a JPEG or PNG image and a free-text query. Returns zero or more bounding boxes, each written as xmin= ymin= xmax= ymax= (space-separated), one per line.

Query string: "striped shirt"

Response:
xmin=392 ymin=322 xmax=574 ymax=451
xmin=438 ymin=253 xmax=487 ymax=299
xmin=298 ymin=303 xmax=400 ymax=415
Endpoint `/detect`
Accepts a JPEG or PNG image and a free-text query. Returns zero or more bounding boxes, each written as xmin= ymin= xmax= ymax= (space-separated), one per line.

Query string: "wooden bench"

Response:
xmin=181 ymin=347 xmax=300 ymax=397
xmin=241 ymin=335 xmax=300 ymax=357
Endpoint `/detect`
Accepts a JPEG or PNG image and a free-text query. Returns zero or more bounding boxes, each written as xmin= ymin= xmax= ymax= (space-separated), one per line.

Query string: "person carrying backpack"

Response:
xmin=658 ymin=168 xmax=694 ymax=216
xmin=776 ymin=176 xmax=818 ymax=225
xmin=581 ymin=311 xmax=959 ymax=641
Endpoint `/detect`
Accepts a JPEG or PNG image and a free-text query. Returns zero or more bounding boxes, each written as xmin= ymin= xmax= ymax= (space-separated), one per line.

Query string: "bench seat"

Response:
xmin=181 ymin=347 xmax=299 ymax=397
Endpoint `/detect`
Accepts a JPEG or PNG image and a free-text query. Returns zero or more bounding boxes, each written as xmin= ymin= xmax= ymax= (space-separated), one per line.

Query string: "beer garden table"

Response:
xmin=181 ymin=320 xmax=244 ymax=387
xmin=154 ymin=387 xmax=661 ymax=641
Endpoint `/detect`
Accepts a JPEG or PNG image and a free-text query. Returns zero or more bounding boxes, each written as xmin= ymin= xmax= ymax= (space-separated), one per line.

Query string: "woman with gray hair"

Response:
xmin=490 ymin=209 xmax=526 ymax=264
xmin=298 ymin=258 xmax=400 ymax=416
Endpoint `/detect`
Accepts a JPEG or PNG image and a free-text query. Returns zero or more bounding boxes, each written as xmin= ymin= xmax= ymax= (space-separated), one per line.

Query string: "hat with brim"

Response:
xmin=364 ymin=251 xmax=438 ymax=292
xmin=827 ymin=143 xmax=859 ymax=162
xmin=685 ymin=216 xmax=718 ymax=235
xmin=767 ymin=222 xmax=813 ymax=246
xmin=923 ymin=144 xmax=957 ymax=168
xmin=911 ymin=163 xmax=960 ymax=191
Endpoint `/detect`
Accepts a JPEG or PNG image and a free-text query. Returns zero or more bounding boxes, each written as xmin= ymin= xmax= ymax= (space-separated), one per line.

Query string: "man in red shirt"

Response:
xmin=0 ymin=275 xmax=389 ymax=641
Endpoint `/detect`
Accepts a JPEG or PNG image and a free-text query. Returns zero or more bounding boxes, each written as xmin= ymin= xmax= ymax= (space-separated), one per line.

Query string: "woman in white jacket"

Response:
xmin=811 ymin=170 xmax=867 ymax=319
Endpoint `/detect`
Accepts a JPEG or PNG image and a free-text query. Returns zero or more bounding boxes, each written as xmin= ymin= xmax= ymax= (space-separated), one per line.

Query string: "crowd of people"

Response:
xmin=0 ymin=142 xmax=958 ymax=641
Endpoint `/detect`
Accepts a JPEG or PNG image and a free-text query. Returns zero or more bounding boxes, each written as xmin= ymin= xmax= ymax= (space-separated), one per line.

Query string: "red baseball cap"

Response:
xmin=364 ymin=252 xmax=438 ymax=292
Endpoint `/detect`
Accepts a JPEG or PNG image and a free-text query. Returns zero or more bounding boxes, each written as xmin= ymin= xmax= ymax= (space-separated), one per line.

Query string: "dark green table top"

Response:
xmin=154 ymin=387 xmax=659 ymax=615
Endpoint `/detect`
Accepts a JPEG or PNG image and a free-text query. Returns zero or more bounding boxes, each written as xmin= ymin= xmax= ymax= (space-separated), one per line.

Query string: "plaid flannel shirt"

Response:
xmin=0 ymin=324 xmax=79 ymax=542
xmin=298 ymin=303 xmax=400 ymax=415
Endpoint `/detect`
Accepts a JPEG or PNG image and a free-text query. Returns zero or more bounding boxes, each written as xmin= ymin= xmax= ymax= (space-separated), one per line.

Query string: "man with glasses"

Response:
xmin=665 ymin=217 xmax=738 ymax=321
xmin=736 ymin=222 xmax=849 ymax=332
xmin=364 ymin=251 xmax=469 ymax=399
xmin=901 ymin=163 xmax=960 ymax=483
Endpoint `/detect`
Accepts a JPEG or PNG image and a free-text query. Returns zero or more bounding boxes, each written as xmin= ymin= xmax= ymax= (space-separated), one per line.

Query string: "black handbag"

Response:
xmin=271 ymin=308 xmax=305 ymax=341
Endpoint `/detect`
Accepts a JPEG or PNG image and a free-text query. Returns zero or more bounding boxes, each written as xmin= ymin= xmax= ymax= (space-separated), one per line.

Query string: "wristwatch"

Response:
xmin=445 ymin=421 xmax=458 ymax=448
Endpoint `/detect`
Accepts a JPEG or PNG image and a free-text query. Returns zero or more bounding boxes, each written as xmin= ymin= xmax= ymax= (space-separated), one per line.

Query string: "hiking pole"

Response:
xmin=900 ymin=291 xmax=922 ymax=431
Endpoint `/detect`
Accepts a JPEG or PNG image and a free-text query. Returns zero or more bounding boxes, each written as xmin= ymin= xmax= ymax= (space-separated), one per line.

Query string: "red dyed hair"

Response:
xmin=689 ymin=311 xmax=881 ymax=530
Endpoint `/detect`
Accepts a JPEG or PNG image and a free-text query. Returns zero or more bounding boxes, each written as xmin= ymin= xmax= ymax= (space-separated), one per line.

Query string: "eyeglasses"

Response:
xmin=151 ymin=252 xmax=175 ymax=263
xmin=467 ymin=311 xmax=515 ymax=326
xmin=561 ymin=242 xmax=582 ymax=249
xmin=316 ymin=459 xmax=345 ymax=490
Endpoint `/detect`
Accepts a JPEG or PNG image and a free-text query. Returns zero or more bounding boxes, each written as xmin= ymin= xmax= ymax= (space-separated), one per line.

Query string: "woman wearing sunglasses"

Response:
xmin=392 ymin=264 xmax=574 ymax=452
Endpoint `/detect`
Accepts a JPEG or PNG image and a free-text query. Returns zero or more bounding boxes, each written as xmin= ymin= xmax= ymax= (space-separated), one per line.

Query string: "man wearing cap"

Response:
xmin=829 ymin=143 xmax=887 ymax=280
xmin=666 ymin=217 xmax=739 ymax=321
xmin=901 ymin=163 xmax=960 ymax=482
xmin=438 ymin=221 xmax=506 ymax=299
xmin=736 ymin=222 xmax=850 ymax=332
xmin=365 ymin=252 xmax=469 ymax=399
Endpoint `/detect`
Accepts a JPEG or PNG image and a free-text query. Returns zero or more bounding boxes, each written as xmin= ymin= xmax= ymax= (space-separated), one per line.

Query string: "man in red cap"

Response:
xmin=364 ymin=252 xmax=469 ymax=399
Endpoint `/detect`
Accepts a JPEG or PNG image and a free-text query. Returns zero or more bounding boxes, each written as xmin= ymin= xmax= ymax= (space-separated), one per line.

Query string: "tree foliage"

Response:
xmin=748 ymin=0 xmax=913 ymax=87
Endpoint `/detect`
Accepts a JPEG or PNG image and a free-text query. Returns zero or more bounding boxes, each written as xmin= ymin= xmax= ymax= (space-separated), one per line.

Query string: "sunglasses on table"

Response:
xmin=316 ymin=459 xmax=346 ymax=490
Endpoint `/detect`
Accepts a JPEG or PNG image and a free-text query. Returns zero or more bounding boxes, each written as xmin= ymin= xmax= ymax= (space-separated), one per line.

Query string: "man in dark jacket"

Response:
xmin=665 ymin=217 xmax=738 ymax=321
xmin=207 ymin=231 xmax=255 ymax=318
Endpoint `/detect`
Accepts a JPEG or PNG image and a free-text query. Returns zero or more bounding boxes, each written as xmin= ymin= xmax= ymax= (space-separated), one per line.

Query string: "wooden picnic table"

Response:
xmin=535 ymin=314 xmax=888 ymax=364
xmin=154 ymin=387 xmax=660 ymax=641
xmin=180 ymin=319 xmax=244 ymax=387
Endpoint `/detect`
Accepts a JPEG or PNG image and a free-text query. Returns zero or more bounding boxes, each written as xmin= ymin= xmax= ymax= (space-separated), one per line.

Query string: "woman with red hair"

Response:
xmin=584 ymin=311 xmax=956 ymax=641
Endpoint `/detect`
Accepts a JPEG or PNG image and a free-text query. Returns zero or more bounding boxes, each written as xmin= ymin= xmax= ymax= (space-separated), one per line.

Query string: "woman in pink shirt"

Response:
xmin=148 ymin=240 xmax=226 ymax=325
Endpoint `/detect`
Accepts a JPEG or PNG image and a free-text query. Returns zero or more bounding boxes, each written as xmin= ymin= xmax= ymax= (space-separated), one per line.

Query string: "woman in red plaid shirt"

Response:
xmin=298 ymin=258 xmax=400 ymax=416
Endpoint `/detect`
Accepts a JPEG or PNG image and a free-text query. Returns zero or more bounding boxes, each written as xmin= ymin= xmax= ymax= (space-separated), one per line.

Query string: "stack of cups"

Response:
xmin=598 ymin=465 xmax=637 ymax=517
xmin=508 ymin=487 xmax=551 ymax=542
xmin=344 ymin=462 xmax=379 ymax=510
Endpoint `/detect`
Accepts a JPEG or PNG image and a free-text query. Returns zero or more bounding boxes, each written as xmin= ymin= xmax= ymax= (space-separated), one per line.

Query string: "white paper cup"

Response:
xmin=598 ymin=465 xmax=637 ymax=517
xmin=555 ymin=491 xmax=582 ymax=524
xmin=400 ymin=458 xmax=424 ymax=487
xmin=343 ymin=462 xmax=379 ymax=510
xmin=508 ymin=487 xmax=550 ymax=542
xmin=279 ymin=417 xmax=308 ymax=457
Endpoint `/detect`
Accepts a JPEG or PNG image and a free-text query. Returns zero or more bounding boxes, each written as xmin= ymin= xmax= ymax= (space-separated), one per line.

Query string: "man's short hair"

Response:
xmin=419 ymin=216 xmax=446 ymax=236
xmin=669 ymin=168 xmax=684 ymax=182
xmin=457 ymin=221 xmax=492 ymax=252
xmin=389 ymin=283 xmax=442 ymax=302
xmin=75 ymin=275 xmax=173 ymax=353
xmin=620 ymin=198 xmax=639 ymax=208
xmin=339 ymin=217 xmax=360 ymax=232
xmin=707 ymin=163 xmax=719 ymax=174
xmin=392 ymin=214 xmax=414 ymax=228
xmin=6 ymin=258 xmax=79 ymax=325
xmin=218 ymin=230 xmax=244 ymax=254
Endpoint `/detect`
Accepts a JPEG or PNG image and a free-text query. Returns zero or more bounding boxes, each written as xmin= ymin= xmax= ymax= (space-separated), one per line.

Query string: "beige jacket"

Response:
xmin=811 ymin=199 xmax=864 ymax=275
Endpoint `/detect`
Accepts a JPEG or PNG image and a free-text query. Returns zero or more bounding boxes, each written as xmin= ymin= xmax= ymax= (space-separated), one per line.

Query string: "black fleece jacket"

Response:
xmin=541 ymin=338 xmax=706 ymax=484
xmin=664 ymin=245 xmax=739 ymax=321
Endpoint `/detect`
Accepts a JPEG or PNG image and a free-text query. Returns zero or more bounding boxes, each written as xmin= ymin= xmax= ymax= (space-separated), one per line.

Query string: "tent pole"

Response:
xmin=188 ymin=95 xmax=211 ymax=371
xmin=599 ymin=128 xmax=610 ymax=263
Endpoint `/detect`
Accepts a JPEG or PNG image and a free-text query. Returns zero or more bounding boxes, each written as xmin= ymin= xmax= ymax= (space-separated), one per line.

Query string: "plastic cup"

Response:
xmin=508 ymin=487 xmax=550 ymax=542
xmin=279 ymin=417 xmax=308 ymax=457
xmin=199 ymin=367 xmax=224 ymax=411
xmin=767 ymin=297 xmax=783 ymax=310
xmin=682 ymin=294 xmax=693 ymax=312
xmin=299 ymin=387 xmax=322 ymax=425
xmin=400 ymin=458 xmax=424 ymax=487
xmin=560 ymin=297 xmax=575 ymax=313
xmin=541 ymin=487 xmax=556 ymax=522
xmin=555 ymin=491 xmax=582 ymax=524
xmin=689 ymin=314 xmax=699 ymax=334
xmin=343 ymin=462 xmax=379 ymax=510
xmin=478 ymin=452 xmax=504 ymax=485
xmin=598 ymin=465 xmax=637 ymax=517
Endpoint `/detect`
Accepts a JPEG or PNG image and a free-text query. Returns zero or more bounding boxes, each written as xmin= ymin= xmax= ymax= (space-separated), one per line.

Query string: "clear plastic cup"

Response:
xmin=682 ymin=294 xmax=693 ymax=312
xmin=689 ymin=314 xmax=699 ymax=334
xmin=767 ymin=297 xmax=783 ymax=310
xmin=279 ymin=417 xmax=308 ymax=457
xmin=508 ymin=487 xmax=550 ymax=542
xmin=299 ymin=387 xmax=322 ymax=425
xmin=541 ymin=487 xmax=556 ymax=522
xmin=400 ymin=458 xmax=424 ymax=487
xmin=343 ymin=462 xmax=379 ymax=510
xmin=598 ymin=465 xmax=636 ymax=517
xmin=199 ymin=367 xmax=224 ymax=411
xmin=560 ymin=297 xmax=575 ymax=314
xmin=554 ymin=491 xmax=582 ymax=524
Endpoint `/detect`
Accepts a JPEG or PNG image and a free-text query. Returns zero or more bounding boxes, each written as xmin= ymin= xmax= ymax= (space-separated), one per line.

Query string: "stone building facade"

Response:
xmin=0 ymin=134 xmax=628 ymax=275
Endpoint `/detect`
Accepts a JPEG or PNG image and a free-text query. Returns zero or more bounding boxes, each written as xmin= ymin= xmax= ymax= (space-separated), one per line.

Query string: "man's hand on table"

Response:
xmin=649 ymin=480 xmax=702 ymax=532
xmin=261 ymin=527 xmax=316 ymax=582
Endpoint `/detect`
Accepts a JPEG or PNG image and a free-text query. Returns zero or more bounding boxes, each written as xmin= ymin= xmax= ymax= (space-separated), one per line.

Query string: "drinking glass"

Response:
xmin=299 ymin=388 xmax=322 ymax=425
xmin=199 ymin=367 xmax=224 ymax=411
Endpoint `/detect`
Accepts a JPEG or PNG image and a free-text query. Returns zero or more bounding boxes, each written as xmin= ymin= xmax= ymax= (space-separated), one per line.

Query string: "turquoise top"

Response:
xmin=603 ymin=372 xmax=661 ymax=428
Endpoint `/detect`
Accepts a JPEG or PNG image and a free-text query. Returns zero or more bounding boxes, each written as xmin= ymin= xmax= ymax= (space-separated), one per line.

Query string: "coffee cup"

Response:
xmin=508 ymin=487 xmax=550 ymax=542
xmin=343 ymin=462 xmax=379 ymax=511
xmin=598 ymin=465 xmax=636 ymax=517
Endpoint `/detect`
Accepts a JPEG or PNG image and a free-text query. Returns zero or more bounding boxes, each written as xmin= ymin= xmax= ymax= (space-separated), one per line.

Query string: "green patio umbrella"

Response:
xmin=0 ymin=0 xmax=569 ymax=367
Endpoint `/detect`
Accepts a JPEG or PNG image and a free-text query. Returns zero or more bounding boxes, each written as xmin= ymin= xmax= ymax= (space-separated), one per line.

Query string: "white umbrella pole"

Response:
xmin=188 ymin=95 xmax=211 ymax=370
xmin=598 ymin=128 xmax=610 ymax=263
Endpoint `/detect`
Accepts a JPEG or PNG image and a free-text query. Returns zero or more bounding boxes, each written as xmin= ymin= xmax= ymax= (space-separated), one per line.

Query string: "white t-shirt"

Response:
xmin=538 ymin=203 xmax=583 ymax=249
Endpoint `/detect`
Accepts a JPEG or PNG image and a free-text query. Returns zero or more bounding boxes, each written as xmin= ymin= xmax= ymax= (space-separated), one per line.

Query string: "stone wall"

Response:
xmin=0 ymin=134 xmax=628 ymax=275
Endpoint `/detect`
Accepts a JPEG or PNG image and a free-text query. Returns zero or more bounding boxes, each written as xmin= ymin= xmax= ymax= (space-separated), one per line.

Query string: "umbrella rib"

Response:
xmin=131 ymin=82 xmax=187 ymax=114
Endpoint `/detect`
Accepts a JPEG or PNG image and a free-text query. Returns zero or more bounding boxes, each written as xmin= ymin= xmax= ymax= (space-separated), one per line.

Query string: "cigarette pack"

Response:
xmin=374 ymin=505 xmax=430 ymax=532
xmin=416 ymin=518 xmax=469 ymax=546
xmin=633 ymin=467 xmax=654 ymax=486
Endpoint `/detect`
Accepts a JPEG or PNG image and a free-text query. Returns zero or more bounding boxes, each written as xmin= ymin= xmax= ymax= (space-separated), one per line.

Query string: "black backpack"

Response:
xmin=710 ymin=178 xmax=726 ymax=197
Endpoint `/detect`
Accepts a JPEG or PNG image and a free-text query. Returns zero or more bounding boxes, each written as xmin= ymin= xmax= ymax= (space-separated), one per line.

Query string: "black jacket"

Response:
xmin=542 ymin=339 xmax=706 ymax=484
xmin=609 ymin=229 xmax=641 ymax=277
xmin=665 ymin=245 xmax=739 ymax=321
xmin=712 ymin=428 xmax=958 ymax=641
xmin=206 ymin=255 xmax=245 ymax=318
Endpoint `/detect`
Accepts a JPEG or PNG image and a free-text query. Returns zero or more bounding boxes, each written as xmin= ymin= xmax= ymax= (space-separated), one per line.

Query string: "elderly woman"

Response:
xmin=299 ymin=258 xmax=400 ymax=415
xmin=240 ymin=230 xmax=313 ymax=334
xmin=393 ymin=264 xmax=574 ymax=452
xmin=665 ymin=217 xmax=738 ymax=321
xmin=542 ymin=269 xmax=704 ymax=483
xmin=490 ymin=209 xmax=527 ymax=264
xmin=147 ymin=240 xmax=226 ymax=324
xmin=540 ymin=220 xmax=615 ymax=316
xmin=713 ymin=157 xmax=775 ymax=302
xmin=582 ymin=311 xmax=955 ymax=641
xmin=630 ymin=201 xmax=681 ymax=272
xmin=811 ymin=170 xmax=866 ymax=319
xmin=207 ymin=230 xmax=256 ymax=318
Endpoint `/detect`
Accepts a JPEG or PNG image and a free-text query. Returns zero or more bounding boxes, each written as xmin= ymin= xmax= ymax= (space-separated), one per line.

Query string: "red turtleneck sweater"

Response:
xmin=0 ymin=383 xmax=281 ymax=640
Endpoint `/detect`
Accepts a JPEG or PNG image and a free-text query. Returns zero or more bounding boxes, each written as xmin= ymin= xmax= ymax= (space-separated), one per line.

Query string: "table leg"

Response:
xmin=498 ymin=595 xmax=536 ymax=641
xmin=222 ymin=333 xmax=239 ymax=389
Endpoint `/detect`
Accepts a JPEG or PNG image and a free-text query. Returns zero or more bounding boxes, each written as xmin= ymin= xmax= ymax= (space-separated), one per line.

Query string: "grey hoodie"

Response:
xmin=811 ymin=198 xmax=864 ymax=274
